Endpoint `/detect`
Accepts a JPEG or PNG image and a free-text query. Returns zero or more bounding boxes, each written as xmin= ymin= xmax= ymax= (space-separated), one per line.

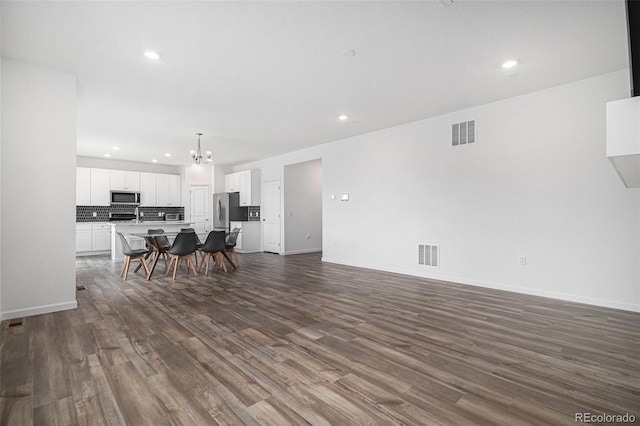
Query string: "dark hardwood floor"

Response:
xmin=1 ymin=252 xmax=639 ymax=425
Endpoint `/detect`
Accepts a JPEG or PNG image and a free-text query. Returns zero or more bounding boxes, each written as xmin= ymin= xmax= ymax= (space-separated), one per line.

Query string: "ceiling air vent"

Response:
xmin=418 ymin=244 xmax=439 ymax=268
xmin=452 ymin=120 xmax=475 ymax=146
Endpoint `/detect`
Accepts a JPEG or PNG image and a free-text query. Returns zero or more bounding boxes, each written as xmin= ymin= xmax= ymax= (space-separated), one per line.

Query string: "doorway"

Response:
xmin=283 ymin=159 xmax=322 ymax=255
xmin=262 ymin=180 xmax=281 ymax=253
xmin=189 ymin=185 xmax=210 ymax=242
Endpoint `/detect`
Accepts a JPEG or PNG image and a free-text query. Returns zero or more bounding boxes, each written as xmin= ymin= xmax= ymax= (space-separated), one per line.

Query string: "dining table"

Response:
xmin=127 ymin=231 xmax=237 ymax=280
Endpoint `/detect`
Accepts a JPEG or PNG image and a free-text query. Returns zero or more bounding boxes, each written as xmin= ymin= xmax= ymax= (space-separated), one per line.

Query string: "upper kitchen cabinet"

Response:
xmin=139 ymin=172 xmax=157 ymax=206
xmin=110 ymin=170 xmax=140 ymax=191
xmin=225 ymin=173 xmax=240 ymax=193
xmin=76 ymin=167 xmax=91 ymax=205
xmin=90 ymin=168 xmax=110 ymax=205
xmin=156 ymin=174 xmax=181 ymax=206
xmin=225 ymin=169 xmax=261 ymax=206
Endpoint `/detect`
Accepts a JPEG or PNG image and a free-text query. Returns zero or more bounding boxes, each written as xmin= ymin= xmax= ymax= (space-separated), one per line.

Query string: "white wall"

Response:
xmin=239 ymin=70 xmax=640 ymax=312
xmin=284 ymin=159 xmax=322 ymax=254
xmin=1 ymin=59 xmax=77 ymax=319
xmin=0 ymin=46 xmax=3 ymax=320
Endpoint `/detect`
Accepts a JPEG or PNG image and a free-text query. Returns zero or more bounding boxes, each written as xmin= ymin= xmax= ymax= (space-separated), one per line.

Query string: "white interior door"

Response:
xmin=262 ymin=180 xmax=281 ymax=253
xmin=189 ymin=185 xmax=210 ymax=241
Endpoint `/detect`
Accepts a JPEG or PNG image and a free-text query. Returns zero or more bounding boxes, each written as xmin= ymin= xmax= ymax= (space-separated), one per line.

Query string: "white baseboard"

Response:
xmin=284 ymin=248 xmax=322 ymax=255
xmin=1 ymin=300 xmax=78 ymax=321
xmin=321 ymin=257 xmax=640 ymax=313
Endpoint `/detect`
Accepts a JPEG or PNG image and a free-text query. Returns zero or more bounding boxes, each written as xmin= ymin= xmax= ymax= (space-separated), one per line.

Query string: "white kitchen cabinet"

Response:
xmin=156 ymin=173 xmax=182 ymax=206
xmin=139 ymin=172 xmax=157 ymax=206
xmin=76 ymin=223 xmax=112 ymax=253
xmin=229 ymin=221 xmax=261 ymax=253
xmin=168 ymin=174 xmax=181 ymax=206
xmin=110 ymin=170 xmax=140 ymax=191
xmin=156 ymin=174 xmax=169 ymax=206
xmin=225 ymin=169 xmax=260 ymax=206
xmin=92 ymin=223 xmax=111 ymax=251
xmin=225 ymin=173 xmax=240 ymax=192
xmin=90 ymin=169 xmax=111 ymax=205
xmin=76 ymin=223 xmax=93 ymax=252
xmin=76 ymin=167 xmax=91 ymax=205
xmin=238 ymin=169 xmax=261 ymax=206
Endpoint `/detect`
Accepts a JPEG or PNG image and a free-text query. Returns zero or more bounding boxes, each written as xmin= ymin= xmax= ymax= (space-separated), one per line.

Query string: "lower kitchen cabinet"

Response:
xmin=229 ymin=221 xmax=261 ymax=253
xmin=92 ymin=223 xmax=111 ymax=251
xmin=76 ymin=224 xmax=92 ymax=252
xmin=76 ymin=223 xmax=112 ymax=254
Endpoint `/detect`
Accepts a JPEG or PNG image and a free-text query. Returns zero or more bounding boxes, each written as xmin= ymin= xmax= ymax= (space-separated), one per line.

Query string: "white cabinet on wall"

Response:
xmin=77 ymin=167 xmax=181 ymax=207
xmin=156 ymin=174 xmax=182 ymax=206
xmin=225 ymin=173 xmax=240 ymax=192
xmin=225 ymin=170 xmax=261 ymax=206
xmin=238 ymin=170 xmax=260 ymax=206
xmin=110 ymin=170 xmax=140 ymax=191
xmin=168 ymin=174 xmax=181 ymax=206
xmin=139 ymin=172 xmax=157 ymax=206
xmin=90 ymin=169 xmax=111 ymax=206
xmin=76 ymin=167 xmax=91 ymax=205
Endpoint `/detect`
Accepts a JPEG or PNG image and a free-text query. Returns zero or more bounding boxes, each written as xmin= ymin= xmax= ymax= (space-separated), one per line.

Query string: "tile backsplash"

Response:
xmin=77 ymin=205 xmax=184 ymax=222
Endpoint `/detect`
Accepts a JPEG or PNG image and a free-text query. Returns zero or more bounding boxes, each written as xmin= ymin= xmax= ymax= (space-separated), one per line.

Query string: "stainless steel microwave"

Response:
xmin=110 ymin=191 xmax=141 ymax=205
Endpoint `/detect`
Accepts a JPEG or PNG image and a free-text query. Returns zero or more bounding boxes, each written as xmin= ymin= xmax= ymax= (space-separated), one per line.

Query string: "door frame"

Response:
xmin=188 ymin=184 xmax=211 ymax=241
xmin=262 ymin=179 xmax=282 ymax=254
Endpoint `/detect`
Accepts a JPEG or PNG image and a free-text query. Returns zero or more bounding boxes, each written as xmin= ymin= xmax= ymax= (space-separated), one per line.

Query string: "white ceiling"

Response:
xmin=1 ymin=1 xmax=629 ymax=166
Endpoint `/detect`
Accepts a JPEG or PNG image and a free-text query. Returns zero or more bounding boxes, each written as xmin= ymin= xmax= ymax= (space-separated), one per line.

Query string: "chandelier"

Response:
xmin=191 ymin=132 xmax=212 ymax=165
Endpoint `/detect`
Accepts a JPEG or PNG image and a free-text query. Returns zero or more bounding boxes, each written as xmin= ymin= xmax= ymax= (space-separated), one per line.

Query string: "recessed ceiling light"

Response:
xmin=144 ymin=51 xmax=161 ymax=60
xmin=164 ymin=153 xmax=171 ymax=157
xmin=112 ymin=146 xmax=120 ymax=150
xmin=104 ymin=153 xmax=111 ymax=157
xmin=338 ymin=115 xmax=348 ymax=121
xmin=342 ymin=49 xmax=356 ymax=58
xmin=502 ymin=59 xmax=518 ymax=69
xmin=151 ymin=159 xmax=158 ymax=163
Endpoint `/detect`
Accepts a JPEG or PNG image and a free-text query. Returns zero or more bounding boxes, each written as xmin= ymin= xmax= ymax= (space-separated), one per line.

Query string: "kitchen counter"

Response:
xmin=108 ymin=220 xmax=193 ymax=225
xmin=110 ymin=221 xmax=195 ymax=262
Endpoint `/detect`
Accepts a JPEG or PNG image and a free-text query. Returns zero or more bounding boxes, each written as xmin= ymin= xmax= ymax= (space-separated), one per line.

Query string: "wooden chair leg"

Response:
xmin=120 ymin=257 xmax=128 ymax=278
xmin=217 ymin=252 xmax=227 ymax=272
xmin=188 ymin=256 xmax=198 ymax=276
xmin=200 ymin=253 xmax=210 ymax=275
xmin=122 ymin=256 xmax=132 ymax=280
xmin=140 ymin=256 xmax=150 ymax=277
xmin=134 ymin=251 xmax=152 ymax=273
xmin=172 ymin=256 xmax=180 ymax=280
xmin=165 ymin=257 xmax=176 ymax=277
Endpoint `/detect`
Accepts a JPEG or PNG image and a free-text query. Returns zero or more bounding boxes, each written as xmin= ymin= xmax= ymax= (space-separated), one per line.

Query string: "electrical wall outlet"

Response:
xmin=158 ymin=212 xmax=163 ymax=217
xmin=92 ymin=212 xmax=97 ymax=217
xmin=519 ymin=256 xmax=527 ymax=265
xmin=140 ymin=212 xmax=144 ymax=217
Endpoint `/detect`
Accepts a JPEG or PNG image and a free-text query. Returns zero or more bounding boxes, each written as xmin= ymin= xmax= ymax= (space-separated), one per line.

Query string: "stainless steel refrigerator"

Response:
xmin=213 ymin=192 xmax=245 ymax=231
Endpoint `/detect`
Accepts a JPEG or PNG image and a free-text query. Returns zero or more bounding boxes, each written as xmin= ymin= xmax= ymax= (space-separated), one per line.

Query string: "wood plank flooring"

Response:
xmin=1 ymin=252 xmax=639 ymax=425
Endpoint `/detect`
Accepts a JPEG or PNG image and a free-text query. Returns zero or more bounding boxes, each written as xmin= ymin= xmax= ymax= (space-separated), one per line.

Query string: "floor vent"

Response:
xmin=452 ymin=120 xmax=475 ymax=146
xmin=418 ymin=244 xmax=439 ymax=267
xmin=76 ymin=285 xmax=87 ymax=291
xmin=8 ymin=319 xmax=23 ymax=328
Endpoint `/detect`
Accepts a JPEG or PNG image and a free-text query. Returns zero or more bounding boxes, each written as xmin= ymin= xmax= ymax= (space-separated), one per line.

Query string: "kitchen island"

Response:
xmin=110 ymin=221 xmax=194 ymax=262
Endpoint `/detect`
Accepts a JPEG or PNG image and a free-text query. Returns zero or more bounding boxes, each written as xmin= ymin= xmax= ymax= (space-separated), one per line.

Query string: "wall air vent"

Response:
xmin=452 ymin=120 xmax=475 ymax=146
xmin=418 ymin=244 xmax=439 ymax=267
